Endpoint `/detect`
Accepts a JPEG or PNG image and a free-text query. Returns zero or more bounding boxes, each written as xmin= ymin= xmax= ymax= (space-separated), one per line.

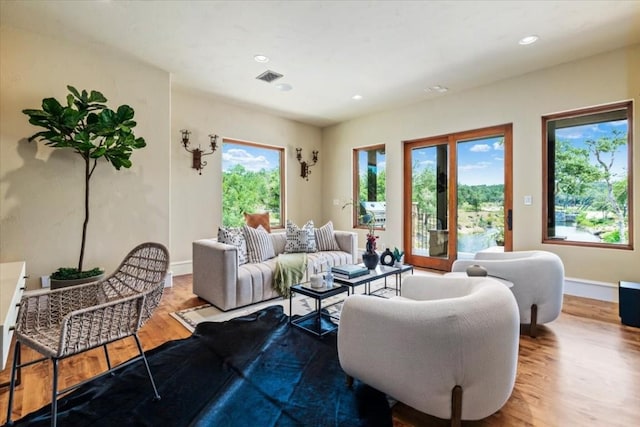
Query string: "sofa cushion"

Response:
xmin=244 ymin=212 xmax=271 ymax=233
xmin=315 ymin=221 xmax=341 ymax=251
xmin=284 ymin=220 xmax=317 ymax=253
xmin=217 ymin=227 xmax=248 ymax=265
xmin=243 ymin=225 xmax=276 ymax=263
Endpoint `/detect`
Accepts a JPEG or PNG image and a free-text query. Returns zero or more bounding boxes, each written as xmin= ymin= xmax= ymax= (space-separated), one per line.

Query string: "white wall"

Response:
xmin=169 ymin=86 xmax=323 ymax=274
xmin=322 ymin=45 xmax=640 ymax=286
xmin=0 ymin=26 xmax=171 ymax=289
xmin=2 ymin=23 xmax=638 ymax=292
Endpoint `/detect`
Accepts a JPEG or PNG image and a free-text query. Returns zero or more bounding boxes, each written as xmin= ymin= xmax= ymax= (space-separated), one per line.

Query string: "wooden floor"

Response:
xmin=1 ymin=273 xmax=639 ymax=426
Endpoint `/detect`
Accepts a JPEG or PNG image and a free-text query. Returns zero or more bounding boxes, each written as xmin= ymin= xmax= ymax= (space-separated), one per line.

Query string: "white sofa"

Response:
xmin=451 ymin=250 xmax=565 ymax=336
xmin=338 ymin=275 xmax=520 ymax=426
xmin=193 ymin=230 xmax=357 ymax=311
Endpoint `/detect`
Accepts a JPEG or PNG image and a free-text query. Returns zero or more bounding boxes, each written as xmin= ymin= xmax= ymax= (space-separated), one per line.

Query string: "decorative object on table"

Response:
xmin=324 ymin=269 xmax=334 ymax=288
xmin=466 ymin=264 xmax=488 ymax=277
xmin=392 ymin=247 xmax=405 ymax=267
xmin=310 ymin=274 xmax=324 ymax=288
xmin=22 ymin=85 xmax=147 ymax=285
xmin=179 ymin=129 xmax=218 ymax=175
xmin=331 ymin=264 xmax=369 ymax=279
xmin=362 ymin=232 xmax=379 ymax=270
xmin=380 ymin=248 xmax=395 ymax=266
xmin=296 ymin=147 xmax=319 ymax=180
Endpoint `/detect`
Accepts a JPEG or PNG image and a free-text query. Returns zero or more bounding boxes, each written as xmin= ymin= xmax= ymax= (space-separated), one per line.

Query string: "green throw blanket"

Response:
xmin=273 ymin=253 xmax=308 ymax=298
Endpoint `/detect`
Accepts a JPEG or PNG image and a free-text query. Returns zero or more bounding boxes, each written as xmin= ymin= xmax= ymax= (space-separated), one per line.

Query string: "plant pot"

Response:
xmin=362 ymin=252 xmax=379 ymax=270
xmin=50 ymin=273 xmax=105 ymax=290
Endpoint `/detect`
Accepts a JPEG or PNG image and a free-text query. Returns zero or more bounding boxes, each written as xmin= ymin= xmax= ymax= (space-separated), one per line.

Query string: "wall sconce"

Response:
xmin=296 ymin=148 xmax=318 ymax=181
xmin=180 ymin=129 xmax=218 ymax=175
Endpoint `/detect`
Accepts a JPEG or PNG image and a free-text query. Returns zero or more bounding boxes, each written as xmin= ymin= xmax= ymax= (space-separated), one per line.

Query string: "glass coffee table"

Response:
xmin=333 ymin=264 xmax=413 ymax=296
xmin=289 ymin=283 xmax=349 ymax=337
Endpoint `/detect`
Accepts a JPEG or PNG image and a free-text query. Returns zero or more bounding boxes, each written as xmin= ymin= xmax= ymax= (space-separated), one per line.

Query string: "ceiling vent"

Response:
xmin=256 ymin=70 xmax=283 ymax=83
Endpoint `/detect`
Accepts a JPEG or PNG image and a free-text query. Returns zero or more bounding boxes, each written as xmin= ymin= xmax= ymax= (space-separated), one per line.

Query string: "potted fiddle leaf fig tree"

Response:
xmin=23 ymin=85 xmax=146 ymax=288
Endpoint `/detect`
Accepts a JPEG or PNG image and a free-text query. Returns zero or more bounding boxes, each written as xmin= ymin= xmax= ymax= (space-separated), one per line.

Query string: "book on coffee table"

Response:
xmin=331 ymin=264 xmax=369 ymax=279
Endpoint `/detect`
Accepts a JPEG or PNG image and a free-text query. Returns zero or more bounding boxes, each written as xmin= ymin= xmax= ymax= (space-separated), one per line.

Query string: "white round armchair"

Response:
xmin=337 ymin=276 xmax=519 ymax=426
xmin=451 ymin=250 xmax=565 ymax=336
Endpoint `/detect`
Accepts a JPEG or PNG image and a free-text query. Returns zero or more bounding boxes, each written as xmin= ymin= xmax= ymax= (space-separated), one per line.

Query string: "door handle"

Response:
xmin=507 ymin=209 xmax=513 ymax=231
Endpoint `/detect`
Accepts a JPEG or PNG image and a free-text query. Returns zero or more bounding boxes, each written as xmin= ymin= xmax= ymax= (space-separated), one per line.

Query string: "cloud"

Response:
xmin=459 ymin=161 xmax=491 ymax=171
xmin=492 ymin=141 xmax=504 ymax=151
xmin=222 ymin=148 xmax=271 ymax=172
xmin=470 ymin=144 xmax=491 ymax=152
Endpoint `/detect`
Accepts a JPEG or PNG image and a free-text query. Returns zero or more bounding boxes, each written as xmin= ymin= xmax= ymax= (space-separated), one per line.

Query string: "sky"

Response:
xmin=555 ymin=120 xmax=628 ymax=177
xmin=222 ymin=142 xmax=279 ymax=172
xmin=412 ymin=136 xmax=505 ymax=186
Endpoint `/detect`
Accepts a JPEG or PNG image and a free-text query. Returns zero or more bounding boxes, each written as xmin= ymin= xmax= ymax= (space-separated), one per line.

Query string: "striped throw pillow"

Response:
xmin=242 ymin=224 xmax=276 ymax=263
xmin=315 ymin=221 xmax=341 ymax=251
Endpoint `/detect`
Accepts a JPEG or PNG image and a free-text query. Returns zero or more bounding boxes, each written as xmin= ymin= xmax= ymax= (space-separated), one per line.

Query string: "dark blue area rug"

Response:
xmin=9 ymin=305 xmax=392 ymax=426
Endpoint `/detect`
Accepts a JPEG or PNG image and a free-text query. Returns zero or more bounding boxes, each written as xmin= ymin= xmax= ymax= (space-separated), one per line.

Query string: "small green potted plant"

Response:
xmin=23 ymin=86 xmax=146 ymax=288
xmin=392 ymin=247 xmax=404 ymax=267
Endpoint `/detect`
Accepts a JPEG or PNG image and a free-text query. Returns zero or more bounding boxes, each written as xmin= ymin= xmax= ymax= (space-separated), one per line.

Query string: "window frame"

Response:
xmin=542 ymin=101 xmax=633 ymax=250
xmin=221 ymin=138 xmax=285 ymax=229
xmin=352 ymin=144 xmax=386 ymax=231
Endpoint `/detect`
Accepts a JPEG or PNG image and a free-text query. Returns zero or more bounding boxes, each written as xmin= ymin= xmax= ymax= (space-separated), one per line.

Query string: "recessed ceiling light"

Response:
xmin=275 ymin=83 xmax=292 ymax=92
xmin=518 ymin=35 xmax=539 ymax=45
xmin=424 ymin=85 xmax=448 ymax=93
xmin=254 ymin=54 xmax=269 ymax=63
xmin=352 ymin=94 xmax=363 ymax=100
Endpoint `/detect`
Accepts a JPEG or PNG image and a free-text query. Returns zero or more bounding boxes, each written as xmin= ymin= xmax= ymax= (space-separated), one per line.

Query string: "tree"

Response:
xmin=554 ymin=139 xmax=600 ymax=211
xmin=23 ymin=86 xmax=146 ymax=273
xmin=585 ymin=129 xmax=628 ymax=241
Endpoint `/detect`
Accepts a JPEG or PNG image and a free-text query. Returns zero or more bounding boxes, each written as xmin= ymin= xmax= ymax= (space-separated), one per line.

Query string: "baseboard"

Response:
xmin=171 ymin=260 xmax=192 ymax=277
xmin=564 ymin=277 xmax=618 ymax=303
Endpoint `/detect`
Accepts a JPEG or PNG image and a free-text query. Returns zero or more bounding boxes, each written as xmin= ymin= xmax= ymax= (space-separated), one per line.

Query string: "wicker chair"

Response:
xmin=5 ymin=242 xmax=170 ymax=427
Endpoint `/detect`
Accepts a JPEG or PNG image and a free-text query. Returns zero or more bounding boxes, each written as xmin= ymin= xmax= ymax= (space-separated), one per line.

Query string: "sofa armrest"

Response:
xmin=334 ymin=231 xmax=358 ymax=264
xmin=192 ymin=239 xmax=238 ymax=311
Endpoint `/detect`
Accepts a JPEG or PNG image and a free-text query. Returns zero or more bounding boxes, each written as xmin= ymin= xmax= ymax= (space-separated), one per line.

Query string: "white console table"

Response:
xmin=1 ymin=261 xmax=26 ymax=370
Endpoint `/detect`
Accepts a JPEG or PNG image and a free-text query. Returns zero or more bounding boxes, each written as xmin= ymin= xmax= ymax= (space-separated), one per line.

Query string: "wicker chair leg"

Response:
xmin=134 ymin=334 xmax=160 ymax=400
xmin=5 ymin=341 xmax=21 ymax=425
xmin=103 ymin=344 xmax=113 ymax=373
xmin=51 ymin=358 xmax=59 ymax=427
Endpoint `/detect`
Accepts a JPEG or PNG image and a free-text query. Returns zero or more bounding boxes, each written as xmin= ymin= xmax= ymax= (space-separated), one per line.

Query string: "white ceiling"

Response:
xmin=2 ymin=1 xmax=639 ymax=128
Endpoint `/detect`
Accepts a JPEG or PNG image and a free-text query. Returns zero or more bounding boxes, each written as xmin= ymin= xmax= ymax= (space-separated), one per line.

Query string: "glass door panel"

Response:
xmin=456 ymin=136 xmax=505 ymax=259
xmin=404 ymin=141 xmax=452 ymax=270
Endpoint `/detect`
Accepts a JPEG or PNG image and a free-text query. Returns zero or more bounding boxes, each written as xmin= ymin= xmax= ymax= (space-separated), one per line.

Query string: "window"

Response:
xmin=543 ymin=101 xmax=633 ymax=249
xmin=222 ymin=139 xmax=284 ymax=229
xmin=353 ymin=145 xmax=386 ymax=229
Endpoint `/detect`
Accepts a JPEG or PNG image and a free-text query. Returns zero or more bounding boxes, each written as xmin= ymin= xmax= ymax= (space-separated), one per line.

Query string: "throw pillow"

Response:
xmin=284 ymin=220 xmax=317 ymax=253
xmin=315 ymin=221 xmax=341 ymax=251
xmin=243 ymin=212 xmax=271 ymax=233
xmin=217 ymin=227 xmax=248 ymax=265
xmin=242 ymin=224 xmax=276 ymax=263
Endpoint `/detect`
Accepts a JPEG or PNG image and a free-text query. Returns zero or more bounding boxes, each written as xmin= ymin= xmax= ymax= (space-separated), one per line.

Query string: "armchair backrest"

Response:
xmin=98 ymin=242 xmax=170 ymax=325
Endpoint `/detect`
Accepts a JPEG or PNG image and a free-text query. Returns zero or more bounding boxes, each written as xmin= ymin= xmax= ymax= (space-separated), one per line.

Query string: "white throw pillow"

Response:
xmin=315 ymin=221 xmax=341 ymax=251
xmin=242 ymin=224 xmax=276 ymax=263
xmin=217 ymin=227 xmax=248 ymax=265
xmin=284 ymin=220 xmax=317 ymax=253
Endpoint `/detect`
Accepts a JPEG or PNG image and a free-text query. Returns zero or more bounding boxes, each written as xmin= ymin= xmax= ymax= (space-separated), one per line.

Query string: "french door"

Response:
xmin=403 ymin=124 xmax=513 ymax=271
